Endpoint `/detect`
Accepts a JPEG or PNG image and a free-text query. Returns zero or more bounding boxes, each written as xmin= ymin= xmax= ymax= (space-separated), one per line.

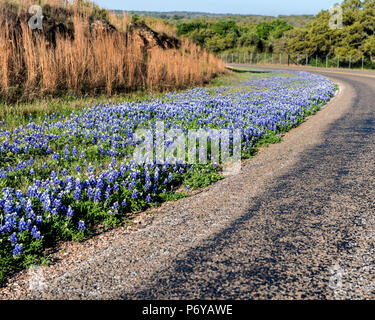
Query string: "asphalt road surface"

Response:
xmin=2 ymin=65 xmax=375 ymax=300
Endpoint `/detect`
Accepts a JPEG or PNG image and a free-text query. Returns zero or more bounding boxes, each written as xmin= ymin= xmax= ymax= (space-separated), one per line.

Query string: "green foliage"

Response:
xmin=176 ymin=19 xmax=293 ymax=54
xmin=183 ymin=165 xmax=223 ymax=190
xmin=132 ymin=14 xmax=143 ymax=25
xmin=286 ymin=0 xmax=375 ymax=64
xmin=158 ymin=192 xmax=187 ymax=202
xmin=209 ymin=20 xmax=239 ymax=37
xmin=256 ymin=20 xmax=293 ymax=41
xmin=168 ymin=0 xmax=375 ymax=66
xmin=177 ymin=22 xmax=207 ymax=35
xmin=123 ymin=11 xmax=314 ymax=27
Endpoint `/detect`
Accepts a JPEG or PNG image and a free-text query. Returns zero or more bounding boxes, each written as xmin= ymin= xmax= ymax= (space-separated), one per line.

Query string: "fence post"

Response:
xmin=250 ymin=53 xmax=253 ymax=64
xmin=305 ymin=55 xmax=308 ymax=66
xmin=326 ymin=56 xmax=328 ymax=68
xmin=316 ymin=55 xmax=318 ymax=67
xmin=337 ymin=56 xmax=340 ymax=68
xmin=280 ymin=53 xmax=282 ymax=64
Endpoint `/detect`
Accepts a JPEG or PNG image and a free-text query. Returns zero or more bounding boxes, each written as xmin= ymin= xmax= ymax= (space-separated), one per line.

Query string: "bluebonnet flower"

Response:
xmin=72 ymin=146 xmax=78 ymax=157
xmin=31 ymin=226 xmax=41 ymax=239
xmin=18 ymin=218 xmax=28 ymax=232
xmin=66 ymin=206 xmax=74 ymax=218
xmin=52 ymin=153 xmax=60 ymax=161
xmin=131 ymin=190 xmax=138 ymax=199
xmin=36 ymin=216 xmax=43 ymax=225
xmin=64 ymin=145 xmax=70 ymax=160
xmin=51 ymin=171 xmax=57 ymax=179
xmin=105 ymin=186 xmax=111 ymax=200
xmin=78 ymin=221 xmax=86 ymax=232
xmin=13 ymin=244 xmax=23 ymax=257
xmin=94 ymin=188 xmax=101 ymax=202
xmin=9 ymin=232 xmax=17 ymax=245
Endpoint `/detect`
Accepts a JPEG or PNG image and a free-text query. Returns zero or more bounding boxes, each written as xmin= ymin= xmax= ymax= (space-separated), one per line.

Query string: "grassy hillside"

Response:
xmin=0 ymin=0 xmax=226 ymax=103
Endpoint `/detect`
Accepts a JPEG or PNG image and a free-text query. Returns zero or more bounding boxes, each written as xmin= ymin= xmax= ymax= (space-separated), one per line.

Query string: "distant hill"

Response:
xmin=115 ymin=11 xmax=315 ymax=27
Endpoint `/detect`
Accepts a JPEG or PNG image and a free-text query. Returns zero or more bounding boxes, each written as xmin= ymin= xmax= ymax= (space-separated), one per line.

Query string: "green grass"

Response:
xmin=0 ymin=90 xmax=169 ymax=130
xmin=226 ymin=66 xmax=272 ymax=73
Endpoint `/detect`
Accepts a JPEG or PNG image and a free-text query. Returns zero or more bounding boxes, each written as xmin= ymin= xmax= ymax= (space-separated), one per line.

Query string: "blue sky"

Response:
xmin=93 ymin=0 xmax=339 ymax=16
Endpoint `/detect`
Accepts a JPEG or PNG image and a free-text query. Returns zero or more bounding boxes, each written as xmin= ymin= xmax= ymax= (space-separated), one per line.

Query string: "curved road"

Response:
xmin=2 ymin=66 xmax=375 ymax=300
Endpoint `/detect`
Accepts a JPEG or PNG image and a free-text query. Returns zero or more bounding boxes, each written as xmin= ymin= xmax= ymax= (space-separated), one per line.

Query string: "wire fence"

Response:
xmin=221 ymin=52 xmax=375 ymax=70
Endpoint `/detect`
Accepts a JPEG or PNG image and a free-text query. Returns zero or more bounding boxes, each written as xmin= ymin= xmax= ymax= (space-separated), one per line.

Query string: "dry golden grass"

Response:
xmin=0 ymin=0 xmax=226 ymax=101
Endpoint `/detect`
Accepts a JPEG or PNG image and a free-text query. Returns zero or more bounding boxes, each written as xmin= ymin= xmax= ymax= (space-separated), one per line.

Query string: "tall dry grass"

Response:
xmin=0 ymin=1 xmax=226 ymax=101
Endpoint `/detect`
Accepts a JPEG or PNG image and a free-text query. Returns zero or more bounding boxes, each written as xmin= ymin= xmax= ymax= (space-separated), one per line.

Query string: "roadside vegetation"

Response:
xmin=0 ymin=0 xmax=226 ymax=103
xmin=0 ymin=69 xmax=336 ymax=283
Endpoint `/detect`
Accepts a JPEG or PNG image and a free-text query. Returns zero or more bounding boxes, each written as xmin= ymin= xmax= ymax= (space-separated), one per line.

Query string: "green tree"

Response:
xmin=177 ymin=22 xmax=207 ymax=36
xmin=363 ymin=35 xmax=375 ymax=60
xmin=209 ymin=20 xmax=239 ymax=37
xmin=189 ymin=29 xmax=215 ymax=47
xmin=256 ymin=22 xmax=274 ymax=40
xmin=284 ymin=0 xmax=375 ymax=62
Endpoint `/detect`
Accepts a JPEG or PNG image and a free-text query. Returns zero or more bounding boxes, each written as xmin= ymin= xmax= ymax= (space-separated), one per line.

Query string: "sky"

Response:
xmin=93 ymin=0 xmax=340 ymax=16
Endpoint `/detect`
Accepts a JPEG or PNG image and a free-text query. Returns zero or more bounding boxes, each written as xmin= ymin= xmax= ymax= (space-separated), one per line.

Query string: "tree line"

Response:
xmin=286 ymin=0 xmax=375 ymax=63
xmin=176 ymin=19 xmax=293 ymax=55
xmin=173 ymin=0 xmax=375 ymax=64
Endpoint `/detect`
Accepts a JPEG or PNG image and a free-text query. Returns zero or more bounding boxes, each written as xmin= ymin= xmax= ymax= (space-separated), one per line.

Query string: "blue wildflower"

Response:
xmin=66 ymin=206 xmax=74 ymax=218
xmin=78 ymin=221 xmax=86 ymax=232
xmin=13 ymin=244 xmax=23 ymax=257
